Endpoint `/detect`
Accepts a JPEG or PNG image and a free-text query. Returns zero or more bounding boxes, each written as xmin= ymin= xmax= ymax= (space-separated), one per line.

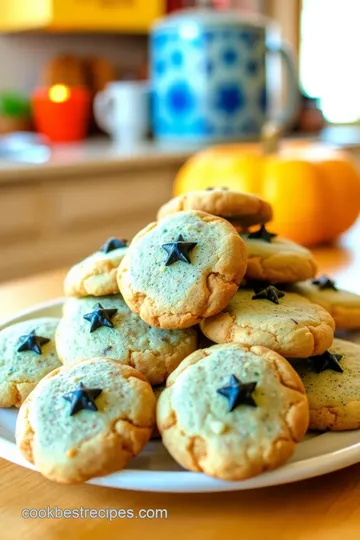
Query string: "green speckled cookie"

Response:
xmin=16 ymin=358 xmax=155 ymax=483
xmin=289 ymin=276 xmax=360 ymax=330
xmin=157 ymin=343 xmax=309 ymax=481
xmin=118 ymin=210 xmax=247 ymax=329
xmin=64 ymin=237 xmax=128 ymax=297
xmin=0 ymin=317 xmax=61 ymax=407
xmin=56 ymin=295 xmax=198 ymax=385
xmin=200 ymin=287 xmax=335 ymax=358
xmin=291 ymin=339 xmax=360 ymax=431
xmin=241 ymin=226 xmax=317 ymax=283
xmin=157 ymin=189 xmax=273 ymax=227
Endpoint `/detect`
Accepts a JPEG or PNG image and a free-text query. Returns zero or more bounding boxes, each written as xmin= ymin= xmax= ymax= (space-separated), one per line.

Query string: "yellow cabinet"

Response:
xmin=0 ymin=0 xmax=165 ymax=33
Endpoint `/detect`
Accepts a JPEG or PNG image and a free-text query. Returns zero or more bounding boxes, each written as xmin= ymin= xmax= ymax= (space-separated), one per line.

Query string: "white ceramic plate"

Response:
xmin=1 ymin=300 xmax=360 ymax=493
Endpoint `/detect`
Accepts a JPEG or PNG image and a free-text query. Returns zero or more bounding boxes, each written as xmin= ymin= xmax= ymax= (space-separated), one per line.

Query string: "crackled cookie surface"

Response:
xmin=157 ymin=343 xmax=309 ymax=481
xmin=290 ymin=277 xmax=360 ymax=330
xmin=118 ymin=211 xmax=247 ymax=329
xmin=64 ymin=237 xmax=128 ymax=297
xmin=291 ymin=339 xmax=360 ymax=431
xmin=16 ymin=358 xmax=155 ymax=483
xmin=0 ymin=317 xmax=61 ymax=408
xmin=241 ymin=227 xmax=317 ymax=283
xmin=200 ymin=288 xmax=335 ymax=358
xmin=157 ymin=189 xmax=272 ymax=227
xmin=56 ymin=296 xmax=197 ymax=385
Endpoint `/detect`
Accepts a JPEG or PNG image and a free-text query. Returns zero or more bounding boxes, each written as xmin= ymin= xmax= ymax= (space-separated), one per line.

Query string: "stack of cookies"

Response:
xmin=59 ymin=236 xmax=198 ymax=386
xmin=2 ymin=187 xmax=359 ymax=485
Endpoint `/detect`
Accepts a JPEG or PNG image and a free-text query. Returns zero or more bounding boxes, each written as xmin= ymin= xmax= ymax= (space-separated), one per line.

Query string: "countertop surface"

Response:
xmin=0 ymin=128 xmax=360 ymax=183
xmin=0 ymin=138 xmax=204 ymax=181
xmin=0 ymin=219 xmax=359 ymax=539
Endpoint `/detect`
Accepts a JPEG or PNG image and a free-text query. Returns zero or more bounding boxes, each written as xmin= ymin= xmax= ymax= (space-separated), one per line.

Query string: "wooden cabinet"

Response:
xmin=0 ymin=0 xmax=165 ymax=33
xmin=0 ymin=161 xmax=178 ymax=282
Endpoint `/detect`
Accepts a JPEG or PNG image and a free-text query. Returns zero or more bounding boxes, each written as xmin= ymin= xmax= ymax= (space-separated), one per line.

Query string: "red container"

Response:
xmin=32 ymin=85 xmax=91 ymax=143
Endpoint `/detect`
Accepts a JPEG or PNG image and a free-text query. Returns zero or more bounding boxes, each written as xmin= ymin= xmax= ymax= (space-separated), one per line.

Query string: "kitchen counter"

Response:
xmin=1 ymin=128 xmax=360 ymax=182
xmin=0 ymin=138 xmax=203 ymax=182
xmin=2 ymin=126 xmax=360 ymax=179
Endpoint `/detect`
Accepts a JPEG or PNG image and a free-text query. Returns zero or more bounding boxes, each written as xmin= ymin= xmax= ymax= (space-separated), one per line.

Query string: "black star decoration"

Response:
xmin=312 ymin=275 xmax=337 ymax=291
xmin=247 ymin=224 xmax=277 ymax=243
xmin=162 ymin=234 xmax=197 ymax=266
xmin=310 ymin=351 xmax=343 ymax=374
xmin=17 ymin=330 xmax=50 ymax=355
xmin=83 ymin=303 xmax=118 ymax=333
xmin=247 ymin=279 xmax=272 ymax=293
xmin=217 ymin=375 xmax=257 ymax=411
xmin=63 ymin=382 xmax=102 ymax=416
xmin=100 ymin=237 xmax=127 ymax=253
xmin=252 ymin=285 xmax=285 ymax=305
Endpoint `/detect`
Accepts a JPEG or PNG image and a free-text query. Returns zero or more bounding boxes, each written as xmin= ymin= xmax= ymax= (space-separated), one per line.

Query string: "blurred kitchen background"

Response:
xmin=0 ymin=0 xmax=359 ymax=282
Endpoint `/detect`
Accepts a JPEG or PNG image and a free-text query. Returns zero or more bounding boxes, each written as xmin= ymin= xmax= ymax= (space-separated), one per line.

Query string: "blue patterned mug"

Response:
xmin=151 ymin=9 xmax=299 ymax=141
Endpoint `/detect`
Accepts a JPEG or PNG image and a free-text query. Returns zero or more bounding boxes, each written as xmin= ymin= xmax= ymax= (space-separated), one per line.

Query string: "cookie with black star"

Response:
xmin=56 ymin=295 xmax=197 ymax=385
xmin=118 ymin=210 xmax=247 ymax=329
xmin=162 ymin=234 xmax=197 ymax=266
xmin=157 ymin=343 xmax=308 ymax=481
xmin=200 ymin=288 xmax=335 ymax=358
xmin=0 ymin=317 xmax=61 ymax=408
xmin=289 ymin=279 xmax=360 ymax=330
xmin=252 ymin=285 xmax=285 ymax=304
xmin=291 ymin=339 xmax=360 ymax=431
xmin=247 ymin=224 xmax=277 ymax=243
xmin=217 ymin=374 xmax=257 ymax=411
xmin=83 ymin=303 xmax=118 ymax=332
xmin=63 ymin=382 xmax=103 ymax=415
xmin=309 ymin=350 xmax=343 ymax=374
xmin=64 ymin=237 xmax=128 ymax=297
xmin=312 ymin=275 xmax=337 ymax=290
xmin=157 ymin=189 xmax=273 ymax=227
xmin=16 ymin=358 xmax=156 ymax=483
xmin=17 ymin=330 xmax=50 ymax=355
xmin=100 ymin=237 xmax=127 ymax=254
xmin=240 ymin=231 xmax=317 ymax=283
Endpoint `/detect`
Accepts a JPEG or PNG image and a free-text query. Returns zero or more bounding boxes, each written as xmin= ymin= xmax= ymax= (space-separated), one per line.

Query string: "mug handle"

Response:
xmin=93 ymin=90 xmax=114 ymax=134
xmin=266 ymin=40 xmax=300 ymax=128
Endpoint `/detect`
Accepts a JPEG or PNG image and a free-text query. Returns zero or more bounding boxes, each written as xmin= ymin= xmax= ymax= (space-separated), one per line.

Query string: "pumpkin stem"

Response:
xmin=261 ymin=122 xmax=282 ymax=154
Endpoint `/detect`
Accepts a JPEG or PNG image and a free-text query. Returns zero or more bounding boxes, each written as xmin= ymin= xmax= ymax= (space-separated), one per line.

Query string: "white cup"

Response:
xmin=94 ymin=81 xmax=150 ymax=144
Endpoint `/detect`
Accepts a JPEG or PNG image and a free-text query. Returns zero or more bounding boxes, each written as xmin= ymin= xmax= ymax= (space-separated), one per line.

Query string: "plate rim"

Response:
xmin=1 ymin=298 xmax=360 ymax=492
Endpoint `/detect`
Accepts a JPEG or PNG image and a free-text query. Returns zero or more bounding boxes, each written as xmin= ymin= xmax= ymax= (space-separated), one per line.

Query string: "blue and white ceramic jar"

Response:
xmin=151 ymin=9 xmax=299 ymax=141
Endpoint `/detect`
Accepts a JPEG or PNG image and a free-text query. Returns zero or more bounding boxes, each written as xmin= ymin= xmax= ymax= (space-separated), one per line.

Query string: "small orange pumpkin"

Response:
xmin=174 ymin=138 xmax=360 ymax=247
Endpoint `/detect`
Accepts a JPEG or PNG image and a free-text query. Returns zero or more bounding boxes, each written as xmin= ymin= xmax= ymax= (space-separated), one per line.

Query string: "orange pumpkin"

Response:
xmin=174 ymin=140 xmax=360 ymax=247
